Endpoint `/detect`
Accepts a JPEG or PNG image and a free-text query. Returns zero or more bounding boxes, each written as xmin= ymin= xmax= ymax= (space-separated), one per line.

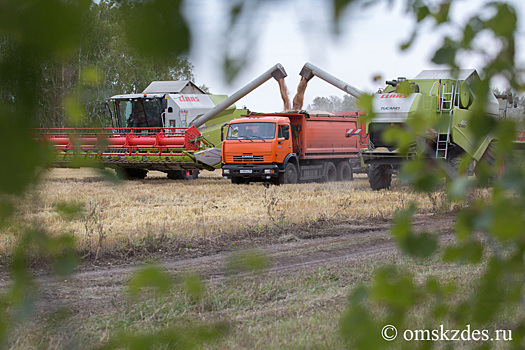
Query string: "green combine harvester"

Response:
xmin=297 ymin=63 xmax=518 ymax=190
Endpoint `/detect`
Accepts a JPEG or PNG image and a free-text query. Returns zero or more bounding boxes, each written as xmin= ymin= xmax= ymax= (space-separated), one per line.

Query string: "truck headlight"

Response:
xmin=264 ymin=169 xmax=275 ymax=174
xmin=223 ymin=169 xmax=230 ymax=174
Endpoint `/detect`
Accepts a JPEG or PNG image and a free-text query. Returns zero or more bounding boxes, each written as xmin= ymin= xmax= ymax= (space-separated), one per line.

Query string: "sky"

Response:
xmin=184 ymin=0 xmax=525 ymax=113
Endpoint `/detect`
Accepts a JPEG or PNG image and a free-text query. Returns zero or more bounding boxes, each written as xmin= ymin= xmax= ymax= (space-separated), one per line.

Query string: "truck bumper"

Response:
xmin=222 ymin=163 xmax=280 ymax=181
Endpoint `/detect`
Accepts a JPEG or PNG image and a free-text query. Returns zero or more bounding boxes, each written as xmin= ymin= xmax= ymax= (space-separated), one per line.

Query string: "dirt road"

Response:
xmin=19 ymin=212 xmax=455 ymax=319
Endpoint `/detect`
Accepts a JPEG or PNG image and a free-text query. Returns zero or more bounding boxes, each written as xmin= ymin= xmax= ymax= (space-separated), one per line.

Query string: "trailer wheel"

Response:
xmin=368 ymin=164 xmax=392 ymax=190
xmin=325 ymin=162 xmax=337 ymax=182
xmin=116 ymin=167 xmax=148 ymax=180
xmin=336 ymin=161 xmax=353 ymax=181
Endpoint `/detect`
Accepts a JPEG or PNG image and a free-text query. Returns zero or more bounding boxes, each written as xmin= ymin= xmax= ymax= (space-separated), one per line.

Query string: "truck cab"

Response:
xmin=222 ymin=115 xmax=292 ymax=184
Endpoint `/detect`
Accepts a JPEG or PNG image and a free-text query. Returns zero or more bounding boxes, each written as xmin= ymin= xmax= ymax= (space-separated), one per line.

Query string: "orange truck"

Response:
xmin=221 ymin=112 xmax=367 ymax=184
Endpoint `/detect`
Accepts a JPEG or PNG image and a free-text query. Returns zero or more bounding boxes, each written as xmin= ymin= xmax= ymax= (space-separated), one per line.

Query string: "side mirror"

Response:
xmin=283 ymin=125 xmax=290 ymax=140
xmin=221 ymin=123 xmax=229 ymax=142
xmin=161 ymin=98 xmax=168 ymax=110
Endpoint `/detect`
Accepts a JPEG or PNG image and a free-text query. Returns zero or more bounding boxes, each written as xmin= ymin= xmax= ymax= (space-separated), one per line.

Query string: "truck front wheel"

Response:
xmin=275 ymin=163 xmax=298 ymax=185
xmin=368 ymin=164 xmax=392 ymax=190
xmin=231 ymin=177 xmax=249 ymax=184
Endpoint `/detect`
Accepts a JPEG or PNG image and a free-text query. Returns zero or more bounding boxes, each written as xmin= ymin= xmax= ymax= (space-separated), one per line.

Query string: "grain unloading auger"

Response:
xmin=36 ymin=63 xmax=287 ymax=179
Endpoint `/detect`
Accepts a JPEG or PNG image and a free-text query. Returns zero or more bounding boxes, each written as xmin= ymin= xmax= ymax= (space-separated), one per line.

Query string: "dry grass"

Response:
xmin=1 ymin=168 xmax=452 ymax=256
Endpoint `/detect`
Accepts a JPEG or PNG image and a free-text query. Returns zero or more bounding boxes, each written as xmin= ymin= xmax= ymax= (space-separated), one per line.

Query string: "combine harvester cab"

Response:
xmin=38 ymin=64 xmax=288 ymax=180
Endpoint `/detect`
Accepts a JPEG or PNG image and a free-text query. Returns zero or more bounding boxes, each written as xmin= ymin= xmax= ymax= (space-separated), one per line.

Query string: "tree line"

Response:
xmin=1 ymin=0 xmax=194 ymax=128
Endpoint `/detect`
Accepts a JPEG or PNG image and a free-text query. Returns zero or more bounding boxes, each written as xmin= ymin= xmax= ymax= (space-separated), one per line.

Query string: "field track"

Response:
xmin=5 ymin=212 xmax=455 ymax=319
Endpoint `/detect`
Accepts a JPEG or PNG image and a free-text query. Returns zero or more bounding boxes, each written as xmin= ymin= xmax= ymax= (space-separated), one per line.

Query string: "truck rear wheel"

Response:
xmin=368 ymin=164 xmax=392 ymax=190
xmin=325 ymin=162 xmax=337 ymax=182
xmin=336 ymin=161 xmax=353 ymax=181
xmin=116 ymin=167 xmax=148 ymax=180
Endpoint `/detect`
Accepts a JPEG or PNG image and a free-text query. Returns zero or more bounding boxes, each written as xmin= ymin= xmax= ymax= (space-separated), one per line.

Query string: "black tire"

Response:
xmin=275 ymin=163 xmax=298 ymax=185
xmin=324 ymin=162 xmax=337 ymax=182
xmin=231 ymin=177 xmax=249 ymax=185
xmin=368 ymin=164 xmax=392 ymax=190
xmin=182 ymin=170 xmax=199 ymax=180
xmin=336 ymin=161 xmax=353 ymax=181
xmin=474 ymin=143 xmax=506 ymax=184
xmin=167 ymin=170 xmax=184 ymax=180
xmin=284 ymin=162 xmax=298 ymax=184
xmin=447 ymin=152 xmax=463 ymax=179
xmin=116 ymin=167 xmax=148 ymax=180
xmin=167 ymin=170 xmax=199 ymax=180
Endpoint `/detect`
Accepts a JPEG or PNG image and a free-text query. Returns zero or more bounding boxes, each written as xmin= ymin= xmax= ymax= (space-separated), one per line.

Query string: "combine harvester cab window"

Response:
xmin=114 ymin=99 xmax=163 ymax=128
xmin=227 ymin=122 xmax=276 ymax=140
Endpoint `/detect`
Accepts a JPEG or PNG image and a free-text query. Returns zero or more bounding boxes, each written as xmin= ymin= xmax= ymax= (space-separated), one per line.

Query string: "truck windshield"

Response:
xmin=110 ymin=98 xmax=163 ymax=128
xmin=227 ymin=122 xmax=276 ymax=140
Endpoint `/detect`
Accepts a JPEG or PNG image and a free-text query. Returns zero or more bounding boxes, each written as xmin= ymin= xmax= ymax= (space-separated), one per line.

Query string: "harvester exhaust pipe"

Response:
xmin=190 ymin=63 xmax=288 ymax=128
xmin=299 ymin=62 xmax=364 ymax=99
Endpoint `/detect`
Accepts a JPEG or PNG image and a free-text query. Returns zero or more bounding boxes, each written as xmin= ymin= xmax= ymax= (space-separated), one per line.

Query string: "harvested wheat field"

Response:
xmin=2 ymin=168 xmax=482 ymax=349
xmin=1 ymin=167 xmax=454 ymax=260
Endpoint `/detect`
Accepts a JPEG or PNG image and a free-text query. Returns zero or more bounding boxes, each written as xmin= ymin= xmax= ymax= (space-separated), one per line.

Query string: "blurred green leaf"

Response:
xmin=371 ymin=266 xmax=417 ymax=310
xmin=485 ymin=3 xmax=517 ymax=38
xmin=431 ymin=38 xmax=457 ymax=66
xmin=442 ymin=241 xmax=483 ymax=264
xmin=55 ymin=200 xmax=84 ymax=220
xmin=120 ymin=0 xmax=189 ymax=59
xmin=0 ymin=200 xmax=14 ymax=228
xmin=225 ymin=249 xmax=269 ymax=275
xmin=181 ymin=272 xmax=204 ymax=301
xmin=128 ymin=264 xmax=173 ymax=296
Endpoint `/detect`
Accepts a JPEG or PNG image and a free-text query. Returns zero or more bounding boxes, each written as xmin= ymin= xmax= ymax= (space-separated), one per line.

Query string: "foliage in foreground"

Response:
xmin=0 ymin=0 xmax=525 ymax=349
xmin=340 ymin=1 xmax=525 ymax=349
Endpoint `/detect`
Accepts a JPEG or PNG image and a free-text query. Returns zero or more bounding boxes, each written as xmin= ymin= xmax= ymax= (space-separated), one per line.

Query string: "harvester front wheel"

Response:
xmin=116 ymin=167 xmax=148 ymax=180
xmin=182 ymin=170 xmax=199 ymax=180
xmin=368 ymin=164 xmax=392 ymax=190
xmin=474 ymin=143 xmax=507 ymax=184
xmin=167 ymin=170 xmax=199 ymax=180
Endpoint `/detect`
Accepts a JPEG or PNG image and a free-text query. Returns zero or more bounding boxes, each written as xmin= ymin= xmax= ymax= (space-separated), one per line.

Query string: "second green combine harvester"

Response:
xmin=297 ymin=63 xmax=512 ymax=190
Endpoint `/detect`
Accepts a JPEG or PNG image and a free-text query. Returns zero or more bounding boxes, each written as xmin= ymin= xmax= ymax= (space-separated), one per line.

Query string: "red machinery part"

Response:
xmin=35 ymin=127 xmax=199 ymax=154
xmin=183 ymin=126 xmax=201 ymax=151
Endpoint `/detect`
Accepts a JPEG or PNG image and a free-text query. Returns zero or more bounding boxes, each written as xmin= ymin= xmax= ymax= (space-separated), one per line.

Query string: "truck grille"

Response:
xmin=232 ymin=155 xmax=265 ymax=162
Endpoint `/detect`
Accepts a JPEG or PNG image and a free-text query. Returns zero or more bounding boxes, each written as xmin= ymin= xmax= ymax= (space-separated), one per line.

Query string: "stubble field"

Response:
xmin=1 ymin=168 xmax=483 ymax=349
xmin=1 ymin=168 xmax=451 ymax=260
